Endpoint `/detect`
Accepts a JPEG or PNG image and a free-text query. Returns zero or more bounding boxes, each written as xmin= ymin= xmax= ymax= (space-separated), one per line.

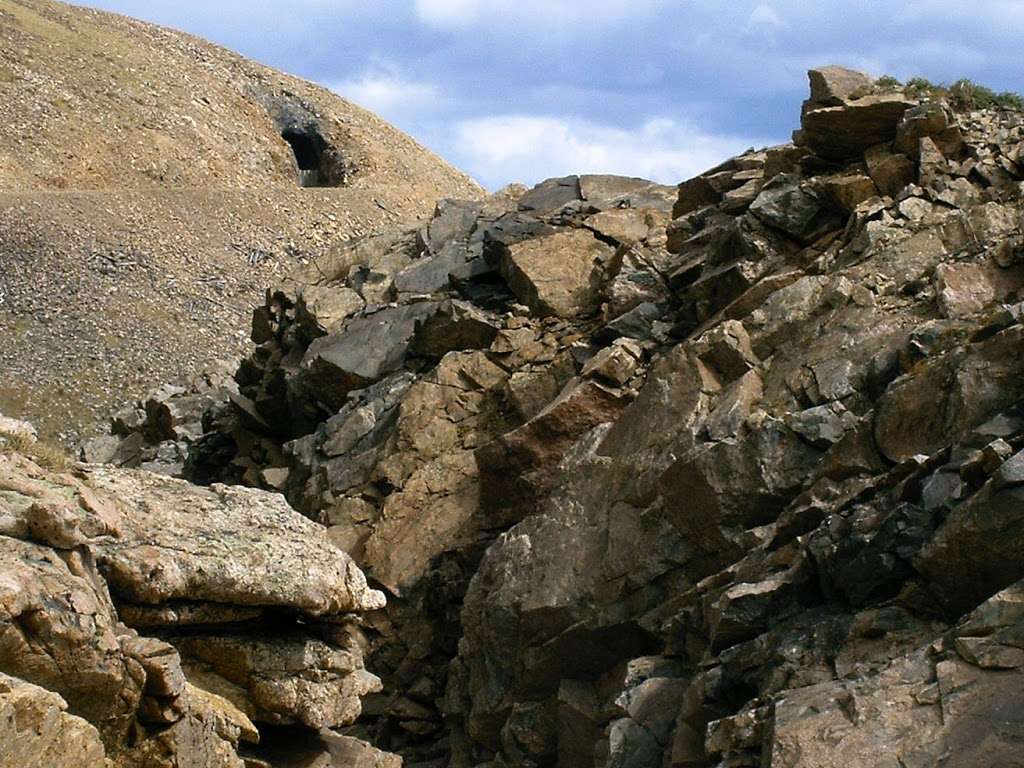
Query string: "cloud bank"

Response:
xmin=81 ymin=0 xmax=1022 ymax=189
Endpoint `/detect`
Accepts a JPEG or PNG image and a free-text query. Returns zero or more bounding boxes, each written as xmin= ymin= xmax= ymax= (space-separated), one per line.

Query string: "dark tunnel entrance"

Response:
xmin=281 ymin=127 xmax=328 ymax=187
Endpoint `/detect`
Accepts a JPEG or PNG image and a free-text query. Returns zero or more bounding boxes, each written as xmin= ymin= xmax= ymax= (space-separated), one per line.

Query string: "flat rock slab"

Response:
xmin=800 ymin=94 xmax=915 ymax=160
xmin=84 ymin=466 xmax=385 ymax=616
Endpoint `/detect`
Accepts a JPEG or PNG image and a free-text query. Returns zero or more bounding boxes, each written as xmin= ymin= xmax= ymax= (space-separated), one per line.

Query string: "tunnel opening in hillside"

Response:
xmin=281 ymin=127 xmax=332 ymax=187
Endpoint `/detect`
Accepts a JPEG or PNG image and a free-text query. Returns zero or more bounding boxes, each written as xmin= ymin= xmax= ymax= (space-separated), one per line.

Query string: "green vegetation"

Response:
xmin=948 ymin=79 xmax=1024 ymax=111
xmin=874 ymin=74 xmax=1024 ymax=112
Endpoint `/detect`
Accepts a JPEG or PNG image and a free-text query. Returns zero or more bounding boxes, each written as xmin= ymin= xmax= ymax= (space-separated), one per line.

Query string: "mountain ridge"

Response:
xmin=0 ymin=0 xmax=483 ymax=442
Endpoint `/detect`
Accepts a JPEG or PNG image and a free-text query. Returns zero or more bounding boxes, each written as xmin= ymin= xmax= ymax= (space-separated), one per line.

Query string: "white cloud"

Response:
xmin=453 ymin=114 xmax=768 ymax=190
xmin=413 ymin=0 xmax=666 ymax=28
xmin=747 ymin=4 xmax=783 ymax=30
xmin=412 ymin=0 xmax=483 ymax=26
xmin=330 ymin=68 xmax=441 ymax=120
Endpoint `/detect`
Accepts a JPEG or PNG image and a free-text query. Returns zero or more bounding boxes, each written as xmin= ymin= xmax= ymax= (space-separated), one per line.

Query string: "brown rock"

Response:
xmin=864 ymin=144 xmax=917 ymax=197
xmin=819 ymin=173 xmax=879 ymax=213
xmin=806 ymin=66 xmax=874 ymax=107
xmin=173 ymin=633 xmax=379 ymax=729
xmin=84 ymin=466 xmax=385 ymax=616
xmin=672 ymin=175 xmax=722 ymax=219
xmin=935 ymin=260 xmax=1024 ymax=318
xmin=501 ymin=230 xmax=613 ymax=317
xmin=800 ymin=94 xmax=915 ymax=160
xmin=476 ymin=378 xmax=630 ymax=523
xmin=0 ymin=673 xmax=111 ymax=768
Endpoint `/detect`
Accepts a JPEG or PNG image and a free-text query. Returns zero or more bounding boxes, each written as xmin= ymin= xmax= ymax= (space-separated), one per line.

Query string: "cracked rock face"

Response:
xmin=66 ymin=64 xmax=1024 ymax=767
xmin=0 ymin=448 xmax=384 ymax=766
xmin=84 ymin=466 xmax=385 ymax=616
xmin=0 ymin=672 xmax=111 ymax=768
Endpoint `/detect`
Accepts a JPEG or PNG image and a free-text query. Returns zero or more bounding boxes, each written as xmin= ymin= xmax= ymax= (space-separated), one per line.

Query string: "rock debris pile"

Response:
xmin=10 ymin=65 xmax=1024 ymax=767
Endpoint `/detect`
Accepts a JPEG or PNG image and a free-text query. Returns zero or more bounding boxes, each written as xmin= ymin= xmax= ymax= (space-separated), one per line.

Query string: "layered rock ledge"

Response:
xmin=0 ymin=435 xmax=388 ymax=767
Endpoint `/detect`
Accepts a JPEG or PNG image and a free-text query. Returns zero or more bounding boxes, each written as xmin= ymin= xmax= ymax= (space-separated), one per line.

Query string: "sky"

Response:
xmin=80 ymin=0 xmax=1024 ymax=191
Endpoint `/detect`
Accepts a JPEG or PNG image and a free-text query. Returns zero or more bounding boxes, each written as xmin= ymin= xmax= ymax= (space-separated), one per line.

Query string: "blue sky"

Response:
xmin=80 ymin=1 xmax=1024 ymax=190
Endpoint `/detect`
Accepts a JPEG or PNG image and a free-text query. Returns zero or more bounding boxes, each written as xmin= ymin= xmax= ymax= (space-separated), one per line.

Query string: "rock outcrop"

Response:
xmin=0 ymin=434 xmax=387 ymax=766
xmin=37 ymin=65 xmax=1024 ymax=766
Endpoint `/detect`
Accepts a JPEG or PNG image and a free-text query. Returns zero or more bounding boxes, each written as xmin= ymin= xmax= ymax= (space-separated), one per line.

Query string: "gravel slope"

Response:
xmin=0 ymin=0 xmax=484 ymax=441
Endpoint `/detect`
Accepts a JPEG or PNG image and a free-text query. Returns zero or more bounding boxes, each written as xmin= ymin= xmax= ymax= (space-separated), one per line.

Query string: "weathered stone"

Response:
xmin=585 ymin=208 xmax=666 ymax=245
xmin=673 ymin=176 xmax=722 ymax=219
xmin=173 ymin=633 xmax=379 ymax=728
xmin=582 ymin=340 xmax=642 ymax=386
xmin=864 ymin=143 xmax=917 ymax=197
xmin=819 ymin=173 xmax=879 ymax=213
xmin=918 ymin=135 xmax=950 ymax=189
xmin=69 ymin=70 xmax=1024 ymax=768
xmin=501 ymin=229 xmax=613 ymax=317
xmin=935 ymin=260 xmax=1024 ymax=318
xmin=0 ymin=532 xmax=142 ymax=743
xmin=476 ymin=378 xmax=629 ymax=522
xmin=301 ymin=303 xmax=439 ymax=412
xmin=84 ymin=466 xmax=385 ymax=615
xmin=749 ymin=174 xmax=840 ymax=243
xmin=800 ymin=94 xmax=914 ymax=160
xmin=786 ymin=402 xmax=858 ymax=449
xmin=694 ymin=320 xmax=759 ymax=381
xmin=895 ymin=100 xmax=961 ymax=157
xmin=0 ymin=673 xmax=110 ymax=768
xmin=705 ymin=369 xmax=763 ymax=441
xmin=517 ymin=175 xmax=581 ymax=213
xmin=806 ymin=66 xmax=874 ymax=107
xmin=296 ymin=284 xmax=365 ymax=333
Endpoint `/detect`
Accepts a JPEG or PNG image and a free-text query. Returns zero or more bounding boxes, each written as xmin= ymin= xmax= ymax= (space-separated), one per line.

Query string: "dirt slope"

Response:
xmin=0 ymin=0 xmax=483 ymax=441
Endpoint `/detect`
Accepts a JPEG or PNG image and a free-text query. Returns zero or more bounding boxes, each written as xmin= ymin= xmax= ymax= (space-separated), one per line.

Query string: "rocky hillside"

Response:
xmin=72 ymin=66 xmax=1024 ymax=767
xmin=0 ymin=0 xmax=482 ymax=442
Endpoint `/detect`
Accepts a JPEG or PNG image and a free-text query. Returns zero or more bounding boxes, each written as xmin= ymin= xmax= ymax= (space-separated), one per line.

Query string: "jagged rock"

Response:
xmin=800 ymin=92 xmax=915 ymax=161
xmin=895 ymin=100 xmax=962 ymax=157
xmin=693 ymin=320 xmax=758 ymax=381
xmin=673 ymin=175 xmax=722 ymax=218
xmin=749 ymin=174 xmax=840 ymax=243
xmin=500 ymin=229 xmax=614 ymax=318
xmin=476 ymin=378 xmax=630 ymax=522
xmin=72 ymin=69 xmax=1024 ymax=768
xmin=819 ymin=173 xmax=879 ymax=213
xmin=581 ymin=340 xmax=643 ymax=386
xmin=0 ymin=672 xmax=111 ymax=768
xmin=296 ymin=284 xmax=366 ymax=332
xmin=517 ymin=175 xmax=582 ymax=213
xmin=935 ymin=260 xmax=1024 ymax=318
xmin=301 ymin=303 xmax=440 ymax=412
xmin=806 ymin=65 xmax=874 ymax=106
xmin=864 ymin=143 xmax=917 ymax=197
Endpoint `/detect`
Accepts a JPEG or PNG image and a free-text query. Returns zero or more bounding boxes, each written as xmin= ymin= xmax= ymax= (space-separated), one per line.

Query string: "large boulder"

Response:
xmin=84 ymin=466 xmax=385 ymax=616
xmin=0 ymin=445 xmax=389 ymax=767
xmin=500 ymin=229 xmax=614 ymax=318
xmin=797 ymin=68 xmax=915 ymax=160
